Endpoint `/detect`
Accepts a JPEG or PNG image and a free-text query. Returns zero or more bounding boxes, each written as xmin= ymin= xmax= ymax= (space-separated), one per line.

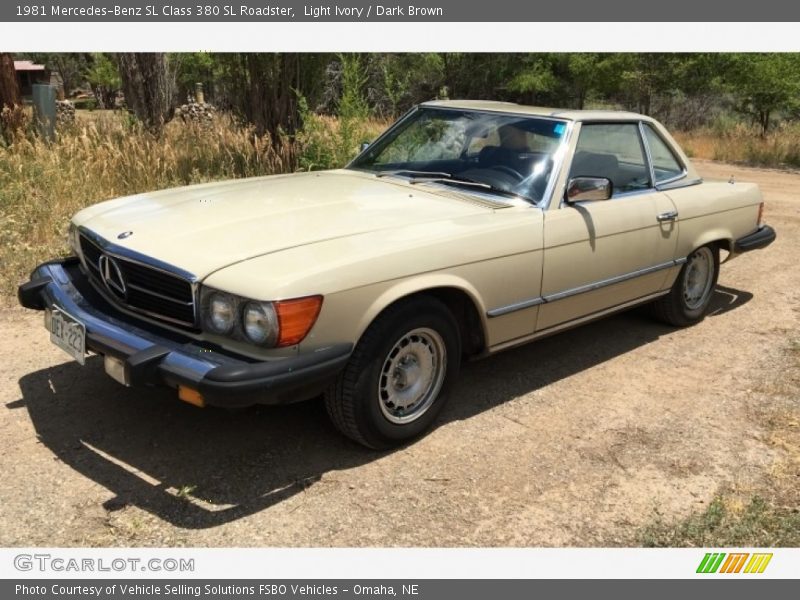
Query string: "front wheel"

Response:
xmin=324 ymin=297 xmax=461 ymax=449
xmin=652 ymin=245 xmax=720 ymax=326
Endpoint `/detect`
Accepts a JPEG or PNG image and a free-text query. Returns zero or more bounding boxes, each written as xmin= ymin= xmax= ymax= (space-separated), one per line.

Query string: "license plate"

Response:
xmin=46 ymin=307 xmax=86 ymax=365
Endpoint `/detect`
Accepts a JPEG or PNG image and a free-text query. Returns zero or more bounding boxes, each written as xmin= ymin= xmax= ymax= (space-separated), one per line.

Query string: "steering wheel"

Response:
xmin=488 ymin=164 xmax=524 ymax=181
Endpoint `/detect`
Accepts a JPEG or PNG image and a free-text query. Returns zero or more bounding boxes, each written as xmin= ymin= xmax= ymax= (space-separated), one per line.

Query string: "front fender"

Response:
xmin=302 ymin=273 xmax=490 ymax=353
xmin=357 ymin=274 xmax=489 ymax=343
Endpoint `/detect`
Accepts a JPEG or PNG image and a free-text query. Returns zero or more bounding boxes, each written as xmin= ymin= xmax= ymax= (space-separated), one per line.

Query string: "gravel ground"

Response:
xmin=0 ymin=160 xmax=797 ymax=547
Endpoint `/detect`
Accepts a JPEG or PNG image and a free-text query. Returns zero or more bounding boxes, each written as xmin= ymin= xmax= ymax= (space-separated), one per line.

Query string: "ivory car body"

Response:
xmin=19 ymin=100 xmax=776 ymax=448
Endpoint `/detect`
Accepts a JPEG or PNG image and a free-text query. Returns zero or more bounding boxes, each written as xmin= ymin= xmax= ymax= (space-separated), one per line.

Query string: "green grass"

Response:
xmin=641 ymin=496 xmax=800 ymax=547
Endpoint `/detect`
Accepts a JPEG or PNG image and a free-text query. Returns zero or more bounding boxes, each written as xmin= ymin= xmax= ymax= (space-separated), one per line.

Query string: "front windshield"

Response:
xmin=349 ymin=107 xmax=568 ymax=204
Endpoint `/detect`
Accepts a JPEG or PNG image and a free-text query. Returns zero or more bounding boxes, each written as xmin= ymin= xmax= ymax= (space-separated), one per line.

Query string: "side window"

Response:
xmin=643 ymin=124 xmax=684 ymax=183
xmin=570 ymin=123 xmax=651 ymax=195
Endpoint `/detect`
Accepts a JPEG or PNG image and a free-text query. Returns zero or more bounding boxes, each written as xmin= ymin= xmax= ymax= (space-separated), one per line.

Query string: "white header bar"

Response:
xmin=1 ymin=22 xmax=800 ymax=52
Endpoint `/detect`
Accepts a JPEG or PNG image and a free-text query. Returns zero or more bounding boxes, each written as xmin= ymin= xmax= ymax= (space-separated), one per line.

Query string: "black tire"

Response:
xmin=652 ymin=244 xmax=720 ymax=327
xmin=324 ymin=296 xmax=461 ymax=449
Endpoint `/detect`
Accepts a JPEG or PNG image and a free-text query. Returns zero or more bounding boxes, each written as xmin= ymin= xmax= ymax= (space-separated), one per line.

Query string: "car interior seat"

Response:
xmin=570 ymin=151 xmax=620 ymax=191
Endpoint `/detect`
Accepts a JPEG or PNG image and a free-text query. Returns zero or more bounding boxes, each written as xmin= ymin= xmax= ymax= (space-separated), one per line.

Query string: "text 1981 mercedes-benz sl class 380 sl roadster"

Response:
xmin=19 ymin=100 xmax=776 ymax=448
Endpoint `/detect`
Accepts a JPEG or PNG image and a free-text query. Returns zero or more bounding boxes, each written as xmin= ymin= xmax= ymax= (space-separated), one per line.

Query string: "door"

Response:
xmin=536 ymin=122 xmax=680 ymax=332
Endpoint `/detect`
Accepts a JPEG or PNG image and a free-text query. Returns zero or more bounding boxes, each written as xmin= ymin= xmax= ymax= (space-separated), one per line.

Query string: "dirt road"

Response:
xmin=1 ymin=160 xmax=797 ymax=547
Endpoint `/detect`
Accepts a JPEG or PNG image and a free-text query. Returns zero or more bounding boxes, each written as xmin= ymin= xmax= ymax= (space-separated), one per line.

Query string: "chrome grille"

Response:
xmin=79 ymin=233 xmax=195 ymax=327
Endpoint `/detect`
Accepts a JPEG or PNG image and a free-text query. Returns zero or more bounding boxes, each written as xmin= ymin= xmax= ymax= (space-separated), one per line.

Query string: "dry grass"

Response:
xmin=762 ymin=340 xmax=800 ymax=511
xmin=674 ymin=122 xmax=800 ymax=169
xmin=0 ymin=110 xmax=391 ymax=302
xmin=641 ymin=341 xmax=800 ymax=547
xmin=0 ymin=112 xmax=294 ymax=302
xmin=4 ymin=112 xmax=799 ymax=304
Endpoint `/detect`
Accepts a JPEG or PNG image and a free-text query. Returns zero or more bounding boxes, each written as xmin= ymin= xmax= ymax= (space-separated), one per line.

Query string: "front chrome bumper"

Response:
xmin=18 ymin=258 xmax=352 ymax=407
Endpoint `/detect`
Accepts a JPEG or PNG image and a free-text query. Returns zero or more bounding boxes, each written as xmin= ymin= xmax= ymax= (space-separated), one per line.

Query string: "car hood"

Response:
xmin=74 ymin=170 xmax=500 ymax=280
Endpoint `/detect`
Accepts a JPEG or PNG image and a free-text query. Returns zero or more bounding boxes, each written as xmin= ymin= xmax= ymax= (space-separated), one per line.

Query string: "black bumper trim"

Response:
xmin=199 ymin=344 xmax=353 ymax=396
xmin=127 ymin=346 xmax=172 ymax=386
xmin=18 ymin=276 xmax=53 ymax=310
xmin=735 ymin=224 xmax=776 ymax=252
xmin=17 ymin=259 xmax=353 ymax=407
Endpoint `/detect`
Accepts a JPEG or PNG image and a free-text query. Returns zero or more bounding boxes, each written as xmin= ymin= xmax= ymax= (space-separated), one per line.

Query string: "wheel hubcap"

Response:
xmin=378 ymin=328 xmax=447 ymax=425
xmin=682 ymin=247 xmax=714 ymax=310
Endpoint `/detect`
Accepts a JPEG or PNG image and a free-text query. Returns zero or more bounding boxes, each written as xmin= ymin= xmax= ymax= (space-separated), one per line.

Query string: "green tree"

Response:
xmin=597 ymin=53 xmax=735 ymax=128
xmin=604 ymin=53 xmax=680 ymax=115
xmin=296 ymin=54 xmax=373 ymax=170
xmin=729 ymin=53 xmax=800 ymax=135
xmin=171 ymin=52 xmax=217 ymax=103
xmin=338 ymin=53 xmax=369 ymax=121
xmin=337 ymin=54 xmax=370 ymax=162
xmin=507 ymin=54 xmax=558 ymax=103
xmin=441 ymin=53 xmax=521 ymax=101
xmin=380 ymin=61 xmax=409 ymax=118
xmin=0 ymin=53 xmax=20 ymax=109
xmin=561 ymin=53 xmax=604 ymax=109
xmin=85 ymin=53 xmax=121 ymax=108
xmin=212 ymin=53 xmax=330 ymax=141
xmin=115 ymin=53 xmax=177 ymax=133
xmin=0 ymin=52 xmax=22 ymax=142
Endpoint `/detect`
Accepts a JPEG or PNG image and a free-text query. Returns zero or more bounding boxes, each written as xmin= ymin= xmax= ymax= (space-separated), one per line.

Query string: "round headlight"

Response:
xmin=205 ymin=292 xmax=236 ymax=334
xmin=243 ymin=301 xmax=278 ymax=346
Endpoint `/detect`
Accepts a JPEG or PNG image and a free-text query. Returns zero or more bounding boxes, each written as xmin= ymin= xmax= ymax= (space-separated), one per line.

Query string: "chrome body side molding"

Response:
xmin=487 ymin=258 xmax=684 ymax=318
xmin=487 ymin=290 xmax=671 ymax=355
xmin=486 ymin=296 xmax=546 ymax=318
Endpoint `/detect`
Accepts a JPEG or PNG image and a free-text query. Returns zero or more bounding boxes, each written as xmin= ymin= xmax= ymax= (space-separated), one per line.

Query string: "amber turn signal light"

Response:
xmin=275 ymin=295 xmax=323 ymax=347
xmin=178 ymin=386 xmax=205 ymax=407
xmin=757 ymin=202 xmax=765 ymax=227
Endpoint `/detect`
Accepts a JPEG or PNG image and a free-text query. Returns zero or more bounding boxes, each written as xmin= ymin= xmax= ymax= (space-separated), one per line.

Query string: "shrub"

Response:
xmin=295 ymin=95 xmax=387 ymax=171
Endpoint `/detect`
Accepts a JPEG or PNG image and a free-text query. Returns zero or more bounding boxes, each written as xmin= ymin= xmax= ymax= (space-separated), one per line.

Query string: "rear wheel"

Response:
xmin=652 ymin=245 xmax=719 ymax=326
xmin=324 ymin=297 xmax=461 ymax=449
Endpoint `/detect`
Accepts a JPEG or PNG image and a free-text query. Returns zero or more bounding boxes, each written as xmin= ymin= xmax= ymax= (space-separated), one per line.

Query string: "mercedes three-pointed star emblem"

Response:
xmin=98 ymin=254 xmax=127 ymax=299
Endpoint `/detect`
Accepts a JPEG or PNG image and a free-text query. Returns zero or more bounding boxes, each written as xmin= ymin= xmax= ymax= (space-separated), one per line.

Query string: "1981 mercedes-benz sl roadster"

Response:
xmin=18 ymin=100 xmax=776 ymax=448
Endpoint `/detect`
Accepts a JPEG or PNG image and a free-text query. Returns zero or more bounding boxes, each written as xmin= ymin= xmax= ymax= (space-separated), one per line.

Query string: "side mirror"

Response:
xmin=565 ymin=177 xmax=613 ymax=203
xmin=360 ymin=141 xmax=370 ymax=152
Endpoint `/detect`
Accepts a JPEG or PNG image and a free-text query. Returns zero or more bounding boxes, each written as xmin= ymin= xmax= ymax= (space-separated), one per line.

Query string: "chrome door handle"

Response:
xmin=657 ymin=211 xmax=679 ymax=222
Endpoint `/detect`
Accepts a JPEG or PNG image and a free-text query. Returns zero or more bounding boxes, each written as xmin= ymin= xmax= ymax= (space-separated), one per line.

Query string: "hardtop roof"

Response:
xmin=420 ymin=99 xmax=653 ymax=122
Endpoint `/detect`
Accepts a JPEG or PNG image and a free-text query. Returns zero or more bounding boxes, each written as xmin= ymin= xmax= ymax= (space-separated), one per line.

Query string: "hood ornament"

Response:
xmin=117 ymin=231 xmax=133 ymax=239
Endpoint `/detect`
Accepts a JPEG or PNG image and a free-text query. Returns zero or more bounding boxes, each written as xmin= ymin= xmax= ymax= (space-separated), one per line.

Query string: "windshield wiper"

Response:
xmin=375 ymin=170 xmax=534 ymax=203
xmin=415 ymin=175 xmax=530 ymax=202
xmin=375 ymin=169 xmax=453 ymax=179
